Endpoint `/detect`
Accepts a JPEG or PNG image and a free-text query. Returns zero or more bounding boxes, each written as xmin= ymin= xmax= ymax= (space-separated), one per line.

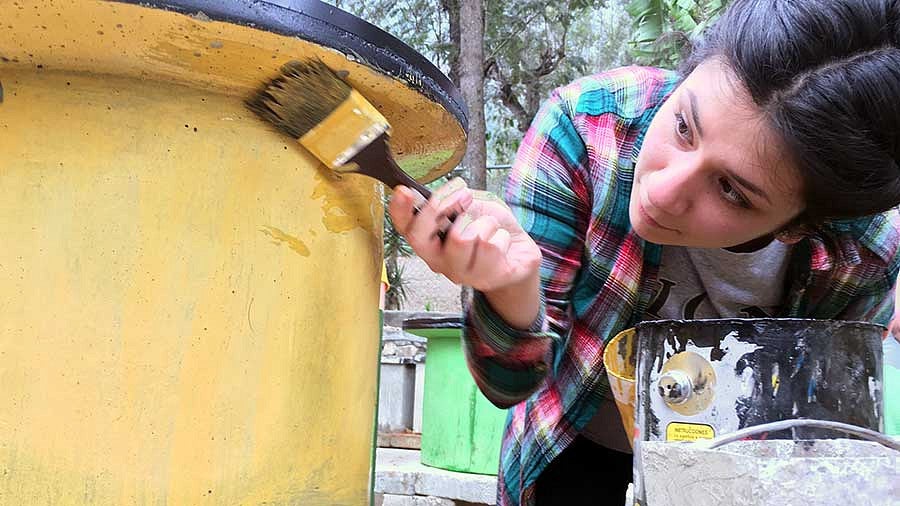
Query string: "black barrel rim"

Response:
xmin=402 ymin=316 xmax=463 ymax=330
xmin=636 ymin=317 xmax=885 ymax=333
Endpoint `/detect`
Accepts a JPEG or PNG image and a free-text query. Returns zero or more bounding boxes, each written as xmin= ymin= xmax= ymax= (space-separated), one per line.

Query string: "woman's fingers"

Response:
xmin=388 ymin=181 xmax=531 ymax=291
xmin=487 ymin=227 xmax=513 ymax=259
xmin=445 ymin=215 xmax=500 ymax=281
xmin=389 ymin=180 xmax=475 ymax=275
xmin=431 ymin=177 xmax=473 ymax=221
xmin=388 ymin=186 xmax=426 ymax=235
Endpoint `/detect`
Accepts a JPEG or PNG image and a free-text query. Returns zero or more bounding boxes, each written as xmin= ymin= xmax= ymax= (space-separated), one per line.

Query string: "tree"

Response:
xmin=326 ymin=0 xmax=637 ymax=310
xmin=328 ymin=0 xmax=633 ymax=165
xmin=453 ymin=0 xmax=487 ymax=309
xmin=456 ymin=0 xmax=487 ymax=191
xmin=483 ymin=0 xmax=632 ymax=162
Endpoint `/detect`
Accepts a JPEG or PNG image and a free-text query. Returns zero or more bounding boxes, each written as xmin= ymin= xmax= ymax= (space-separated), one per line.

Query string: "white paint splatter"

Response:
xmin=649 ymin=330 xmax=763 ymax=438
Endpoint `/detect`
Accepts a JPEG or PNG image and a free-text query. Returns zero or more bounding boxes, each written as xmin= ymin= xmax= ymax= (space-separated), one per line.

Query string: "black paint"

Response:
xmin=108 ymin=0 xmax=468 ymax=133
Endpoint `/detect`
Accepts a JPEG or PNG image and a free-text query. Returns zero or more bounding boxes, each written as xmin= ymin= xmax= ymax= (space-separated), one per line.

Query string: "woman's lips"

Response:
xmin=638 ymin=199 xmax=679 ymax=233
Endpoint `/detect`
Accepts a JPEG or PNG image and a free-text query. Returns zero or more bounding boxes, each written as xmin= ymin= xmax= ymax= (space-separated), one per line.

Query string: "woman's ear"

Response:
xmin=775 ymin=215 xmax=814 ymax=245
xmin=775 ymin=226 xmax=811 ymax=245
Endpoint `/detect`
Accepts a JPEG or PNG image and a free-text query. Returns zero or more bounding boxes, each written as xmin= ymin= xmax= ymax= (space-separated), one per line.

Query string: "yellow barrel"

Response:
xmin=603 ymin=328 xmax=638 ymax=448
xmin=0 ymin=1 xmax=466 ymax=505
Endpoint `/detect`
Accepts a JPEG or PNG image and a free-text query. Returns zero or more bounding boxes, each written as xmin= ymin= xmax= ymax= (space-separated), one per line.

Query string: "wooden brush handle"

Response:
xmin=352 ymin=135 xmax=457 ymax=241
xmin=351 ymin=134 xmax=432 ymax=199
xmin=384 ymin=157 xmax=434 ymax=201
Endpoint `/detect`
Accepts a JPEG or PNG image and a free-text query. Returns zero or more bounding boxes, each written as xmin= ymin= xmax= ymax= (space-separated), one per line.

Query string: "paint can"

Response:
xmin=629 ymin=318 xmax=885 ymax=505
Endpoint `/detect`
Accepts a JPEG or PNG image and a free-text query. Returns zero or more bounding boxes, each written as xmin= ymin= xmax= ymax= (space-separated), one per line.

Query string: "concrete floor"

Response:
xmin=375 ymin=448 xmax=496 ymax=506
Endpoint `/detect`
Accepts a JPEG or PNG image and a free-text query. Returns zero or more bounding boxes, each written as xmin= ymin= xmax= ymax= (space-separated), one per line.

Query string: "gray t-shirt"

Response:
xmin=646 ymin=239 xmax=792 ymax=320
xmin=582 ymin=240 xmax=792 ymax=452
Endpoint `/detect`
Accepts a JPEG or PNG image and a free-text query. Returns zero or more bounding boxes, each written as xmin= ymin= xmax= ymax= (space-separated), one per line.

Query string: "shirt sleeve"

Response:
xmin=463 ymin=89 xmax=593 ymax=408
xmin=837 ymin=276 xmax=897 ymax=326
xmin=827 ymin=210 xmax=900 ymax=327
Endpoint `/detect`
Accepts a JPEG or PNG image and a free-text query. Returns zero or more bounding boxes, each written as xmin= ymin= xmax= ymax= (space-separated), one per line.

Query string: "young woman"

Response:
xmin=390 ymin=0 xmax=900 ymax=504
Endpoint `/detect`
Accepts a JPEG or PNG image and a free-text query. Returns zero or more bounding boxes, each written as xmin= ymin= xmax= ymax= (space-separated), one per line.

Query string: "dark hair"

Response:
xmin=681 ymin=0 xmax=900 ymax=224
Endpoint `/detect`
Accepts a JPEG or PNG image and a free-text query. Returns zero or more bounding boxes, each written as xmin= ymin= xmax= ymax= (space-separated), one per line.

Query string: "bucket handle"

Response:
xmin=692 ymin=419 xmax=900 ymax=452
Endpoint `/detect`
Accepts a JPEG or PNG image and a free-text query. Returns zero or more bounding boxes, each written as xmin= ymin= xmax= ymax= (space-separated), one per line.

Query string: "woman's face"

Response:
xmin=630 ymin=60 xmax=805 ymax=248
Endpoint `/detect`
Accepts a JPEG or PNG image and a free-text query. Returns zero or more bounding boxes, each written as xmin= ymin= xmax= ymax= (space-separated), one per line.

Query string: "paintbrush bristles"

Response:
xmin=246 ymin=59 xmax=352 ymax=140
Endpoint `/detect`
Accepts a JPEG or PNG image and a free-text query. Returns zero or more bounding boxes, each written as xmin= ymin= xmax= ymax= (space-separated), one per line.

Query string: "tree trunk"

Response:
xmin=440 ymin=0 xmax=461 ymax=85
xmin=458 ymin=0 xmax=486 ymax=191
xmin=457 ymin=0 xmax=486 ymax=311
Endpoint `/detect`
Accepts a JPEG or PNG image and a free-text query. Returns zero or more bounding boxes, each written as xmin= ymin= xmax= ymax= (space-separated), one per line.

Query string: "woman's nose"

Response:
xmin=644 ymin=162 xmax=695 ymax=216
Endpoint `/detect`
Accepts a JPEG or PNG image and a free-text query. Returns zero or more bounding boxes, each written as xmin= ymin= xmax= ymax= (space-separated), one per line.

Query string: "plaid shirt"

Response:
xmin=464 ymin=66 xmax=900 ymax=506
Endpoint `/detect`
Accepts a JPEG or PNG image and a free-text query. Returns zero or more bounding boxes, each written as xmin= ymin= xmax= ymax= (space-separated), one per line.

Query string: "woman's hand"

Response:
xmin=389 ymin=178 xmax=542 ymax=329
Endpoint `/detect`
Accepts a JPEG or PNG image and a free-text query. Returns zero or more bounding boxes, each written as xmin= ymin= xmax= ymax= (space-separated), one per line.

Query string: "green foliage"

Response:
xmin=482 ymin=0 xmax=633 ymax=162
xmin=383 ymin=204 xmax=413 ymax=261
xmin=325 ymin=0 xmax=728 ymax=161
xmin=329 ymin=0 xmax=453 ymax=73
xmin=382 ymin=194 xmax=414 ymax=309
xmin=327 ymin=0 xmax=634 ymax=164
xmin=626 ymin=0 xmax=727 ymax=67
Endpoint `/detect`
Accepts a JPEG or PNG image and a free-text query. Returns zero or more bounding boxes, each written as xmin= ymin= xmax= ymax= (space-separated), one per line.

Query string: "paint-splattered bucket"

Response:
xmin=630 ymin=318 xmax=885 ymax=505
xmin=639 ymin=419 xmax=900 ymax=506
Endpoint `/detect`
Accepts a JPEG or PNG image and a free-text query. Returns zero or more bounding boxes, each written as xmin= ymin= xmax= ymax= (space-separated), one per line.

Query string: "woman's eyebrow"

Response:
xmin=687 ymin=89 xmax=704 ymax=138
xmin=725 ymin=168 xmax=773 ymax=204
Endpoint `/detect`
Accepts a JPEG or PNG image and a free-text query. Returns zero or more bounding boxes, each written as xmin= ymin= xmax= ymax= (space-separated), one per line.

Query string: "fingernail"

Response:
xmin=410 ymin=189 xmax=427 ymax=216
xmin=433 ymin=215 xmax=454 ymax=242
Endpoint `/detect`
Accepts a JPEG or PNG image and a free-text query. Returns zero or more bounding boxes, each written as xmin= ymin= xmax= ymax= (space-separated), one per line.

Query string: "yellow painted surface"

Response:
xmin=0 ymin=2 xmax=466 ymax=504
xmin=0 ymin=67 xmax=383 ymax=505
xmin=0 ymin=0 xmax=466 ymax=183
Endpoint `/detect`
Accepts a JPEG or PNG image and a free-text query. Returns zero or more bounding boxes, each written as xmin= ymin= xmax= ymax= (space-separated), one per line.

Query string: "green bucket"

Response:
xmin=885 ymin=337 xmax=900 ymax=436
xmin=403 ymin=316 xmax=507 ymax=475
xmin=886 ymin=365 xmax=900 ymax=435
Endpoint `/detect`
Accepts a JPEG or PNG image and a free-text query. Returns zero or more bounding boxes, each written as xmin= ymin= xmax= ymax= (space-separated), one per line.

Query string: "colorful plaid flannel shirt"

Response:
xmin=463 ymin=66 xmax=900 ymax=506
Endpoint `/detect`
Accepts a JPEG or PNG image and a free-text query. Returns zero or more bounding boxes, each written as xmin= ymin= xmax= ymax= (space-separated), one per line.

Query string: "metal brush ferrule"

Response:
xmin=299 ymin=88 xmax=391 ymax=169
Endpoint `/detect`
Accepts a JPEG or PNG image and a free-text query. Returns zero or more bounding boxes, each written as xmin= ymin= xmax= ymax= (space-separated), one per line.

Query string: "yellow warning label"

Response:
xmin=666 ymin=422 xmax=715 ymax=442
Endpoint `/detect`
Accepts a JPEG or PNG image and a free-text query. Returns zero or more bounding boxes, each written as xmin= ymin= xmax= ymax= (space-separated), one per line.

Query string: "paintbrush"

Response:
xmin=246 ymin=59 xmax=440 ymax=203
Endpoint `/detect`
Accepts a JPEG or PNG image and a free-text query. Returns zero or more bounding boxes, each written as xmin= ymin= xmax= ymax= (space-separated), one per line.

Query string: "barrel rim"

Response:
xmin=109 ymin=0 xmax=469 ymax=133
xmin=635 ymin=317 xmax=885 ymax=333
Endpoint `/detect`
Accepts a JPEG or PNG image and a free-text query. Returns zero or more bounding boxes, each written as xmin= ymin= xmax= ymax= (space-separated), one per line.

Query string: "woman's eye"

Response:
xmin=719 ymin=178 xmax=751 ymax=208
xmin=675 ymin=112 xmax=691 ymax=142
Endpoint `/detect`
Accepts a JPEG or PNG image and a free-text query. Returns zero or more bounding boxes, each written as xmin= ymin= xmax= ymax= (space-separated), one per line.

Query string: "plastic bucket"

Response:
xmin=603 ymin=328 xmax=639 ymax=448
xmin=404 ymin=315 xmax=506 ymax=475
